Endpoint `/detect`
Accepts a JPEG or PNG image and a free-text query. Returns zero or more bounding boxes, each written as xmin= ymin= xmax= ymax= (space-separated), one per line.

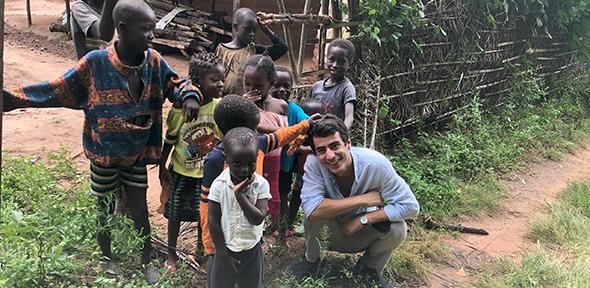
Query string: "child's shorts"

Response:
xmin=164 ymin=169 xmax=202 ymax=222
xmin=90 ymin=163 xmax=148 ymax=197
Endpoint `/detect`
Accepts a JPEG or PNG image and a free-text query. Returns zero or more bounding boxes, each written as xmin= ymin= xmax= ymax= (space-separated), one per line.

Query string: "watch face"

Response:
xmin=360 ymin=215 xmax=368 ymax=225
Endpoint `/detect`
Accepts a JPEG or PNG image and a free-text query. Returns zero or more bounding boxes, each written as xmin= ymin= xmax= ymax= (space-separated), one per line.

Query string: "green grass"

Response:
xmin=473 ymin=181 xmax=590 ymax=288
xmin=388 ymin=71 xmax=590 ymax=220
xmin=0 ymin=149 xmax=201 ymax=287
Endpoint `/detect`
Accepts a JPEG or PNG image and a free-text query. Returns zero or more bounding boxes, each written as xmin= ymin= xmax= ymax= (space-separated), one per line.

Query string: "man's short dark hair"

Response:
xmin=214 ymin=95 xmax=260 ymax=135
xmin=328 ymin=38 xmax=355 ymax=62
xmin=224 ymin=127 xmax=257 ymax=152
xmin=308 ymin=114 xmax=350 ymax=151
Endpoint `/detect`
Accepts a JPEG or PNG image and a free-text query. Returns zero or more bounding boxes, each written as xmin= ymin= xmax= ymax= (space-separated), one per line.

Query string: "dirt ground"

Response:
xmin=4 ymin=1 xmax=590 ymax=287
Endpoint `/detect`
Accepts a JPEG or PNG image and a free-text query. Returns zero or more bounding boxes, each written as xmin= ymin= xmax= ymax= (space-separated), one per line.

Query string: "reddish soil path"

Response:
xmin=427 ymin=143 xmax=590 ymax=287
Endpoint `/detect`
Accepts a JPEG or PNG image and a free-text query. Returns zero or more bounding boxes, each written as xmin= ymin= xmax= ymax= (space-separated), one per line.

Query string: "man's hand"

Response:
xmin=183 ymin=97 xmax=200 ymax=122
xmin=339 ymin=214 xmax=364 ymax=236
xmin=243 ymin=90 xmax=262 ymax=103
xmin=358 ymin=191 xmax=384 ymax=208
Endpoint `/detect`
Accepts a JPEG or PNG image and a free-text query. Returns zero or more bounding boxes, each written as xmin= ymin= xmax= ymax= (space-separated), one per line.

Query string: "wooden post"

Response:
xmin=276 ymin=0 xmax=299 ymax=82
xmin=297 ymin=0 xmax=312 ymax=78
xmin=64 ymin=0 xmax=71 ymax=35
xmin=1 ymin=0 xmax=5 ymax=200
xmin=318 ymin=0 xmax=329 ymax=75
xmin=232 ymin=0 xmax=240 ymax=17
xmin=348 ymin=0 xmax=359 ymax=35
xmin=26 ymin=0 xmax=32 ymax=26
xmin=330 ymin=0 xmax=342 ymax=38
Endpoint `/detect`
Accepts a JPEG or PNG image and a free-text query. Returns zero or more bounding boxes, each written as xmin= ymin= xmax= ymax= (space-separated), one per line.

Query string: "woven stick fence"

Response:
xmin=331 ymin=0 xmax=588 ymax=149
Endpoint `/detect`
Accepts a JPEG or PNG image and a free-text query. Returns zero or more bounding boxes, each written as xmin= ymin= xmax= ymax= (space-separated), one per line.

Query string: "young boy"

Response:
xmin=307 ymin=38 xmax=357 ymax=129
xmin=208 ymin=127 xmax=270 ymax=288
xmin=199 ymin=95 xmax=318 ymax=269
xmin=216 ymin=7 xmax=288 ymax=95
xmin=2 ymin=0 xmax=200 ymax=283
xmin=159 ymin=52 xmax=224 ymax=271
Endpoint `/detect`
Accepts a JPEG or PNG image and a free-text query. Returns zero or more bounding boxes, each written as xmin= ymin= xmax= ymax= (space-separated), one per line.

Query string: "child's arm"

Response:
xmin=160 ymin=103 xmax=183 ymax=184
xmin=200 ymin=150 xmax=226 ymax=255
xmin=233 ymin=177 xmax=269 ymax=225
xmin=255 ymin=13 xmax=288 ymax=60
xmin=208 ymin=200 xmax=237 ymax=273
xmin=258 ymin=114 xmax=320 ymax=153
xmin=344 ymin=102 xmax=355 ymax=130
xmin=3 ymin=59 xmax=91 ymax=111
xmin=159 ymin=58 xmax=203 ymax=121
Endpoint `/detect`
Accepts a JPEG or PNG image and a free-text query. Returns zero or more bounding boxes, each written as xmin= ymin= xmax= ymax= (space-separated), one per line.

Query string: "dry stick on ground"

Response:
xmin=151 ymin=236 xmax=206 ymax=273
xmin=418 ymin=216 xmax=489 ymax=235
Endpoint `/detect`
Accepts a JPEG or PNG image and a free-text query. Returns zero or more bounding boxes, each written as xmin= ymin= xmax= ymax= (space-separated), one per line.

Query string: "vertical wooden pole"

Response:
xmin=1 ymin=0 xmax=5 ymax=201
xmin=297 ymin=0 xmax=312 ymax=78
xmin=232 ymin=0 xmax=240 ymax=17
xmin=26 ymin=0 xmax=32 ymax=27
xmin=348 ymin=0 xmax=359 ymax=35
xmin=64 ymin=0 xmax=71 ymax=35
xmin=330 ymin=0 xmax=342 ymax=38
xmin=276 ymin=0 xmax=299 ymax=82
xmin=318 ymin=0 xmax=329 ymax=76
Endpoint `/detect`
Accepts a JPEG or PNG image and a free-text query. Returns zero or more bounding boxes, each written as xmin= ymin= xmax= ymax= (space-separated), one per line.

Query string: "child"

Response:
xmin=286 ymin=98 xmax=325 ymax=236
xmin=159 ymin=52 xmax=224 ymax=271
xmin=208 ymin=127 xmax=270 ymax=288
xmin=199 ymin=95 xmax=317 ymax=270
xmin=2 ymin=0 xmax=200 ymax=283
xmin=307 ymin=38 xmax=357 ymax=129
xmin=243 ymin=55 xmax=287 ymax=229
xmin=216 ymin=7 xmax=288 ymax=95
xmin=270 ymin=66 xmax=310 ymax=237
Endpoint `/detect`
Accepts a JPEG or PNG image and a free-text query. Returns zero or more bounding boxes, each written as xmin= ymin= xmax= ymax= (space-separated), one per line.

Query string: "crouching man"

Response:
xmin=289 ymin=114 xmax=419 ymax=288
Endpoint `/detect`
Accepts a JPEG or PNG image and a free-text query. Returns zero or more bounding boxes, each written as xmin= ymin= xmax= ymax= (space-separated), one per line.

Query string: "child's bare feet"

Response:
xmin=98 ymin=260 xmax=119 ymax=275
xmin=143 ymin=265 xmax=161 ymax=285
xmin=164 ymin=254 xmax=177 ymax=272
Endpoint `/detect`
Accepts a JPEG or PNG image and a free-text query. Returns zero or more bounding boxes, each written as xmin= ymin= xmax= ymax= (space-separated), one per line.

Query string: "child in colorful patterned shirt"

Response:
xmin=2 ymin=0 xmax=201 ymax=283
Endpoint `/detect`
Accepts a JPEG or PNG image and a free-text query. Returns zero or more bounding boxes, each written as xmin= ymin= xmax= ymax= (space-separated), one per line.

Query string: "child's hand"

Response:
xmin=233 ymin=174 xmax=255 ymax=194
xmin=256 ymin=12 xmax=273 ymax=35
xmin=308 ymin=113 xmax=322 ymax=124
xmin=218 ymin=252 xmax=238 ymax=273
xmin=244 ymin=90 xmax=262 ymax=103
xmin=182 ymin=97 xmax=201 ymax=122
xmin=159 ymin=165 xmax=172 ymax=187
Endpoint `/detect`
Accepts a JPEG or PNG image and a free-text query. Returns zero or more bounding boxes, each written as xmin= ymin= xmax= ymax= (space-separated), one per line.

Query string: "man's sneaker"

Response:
xmin=289 ymin=256 xmax=320 ymax=277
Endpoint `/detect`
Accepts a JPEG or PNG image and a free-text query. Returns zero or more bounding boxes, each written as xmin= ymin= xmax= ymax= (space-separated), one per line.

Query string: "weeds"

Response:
xmin=474 ymin=181 xmax=590 ymax=288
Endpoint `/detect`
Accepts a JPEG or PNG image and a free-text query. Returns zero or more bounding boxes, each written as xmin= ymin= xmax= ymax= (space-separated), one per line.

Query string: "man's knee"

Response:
xmin=381 ymin=221 xmax=408 ymax=246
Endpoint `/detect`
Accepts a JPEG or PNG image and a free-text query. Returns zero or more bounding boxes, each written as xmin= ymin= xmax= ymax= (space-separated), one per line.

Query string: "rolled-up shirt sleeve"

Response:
xmin=378 ymin=159 xmax=420 ymax=222
xmin=300 ymin=155 xmax=327 ymax=219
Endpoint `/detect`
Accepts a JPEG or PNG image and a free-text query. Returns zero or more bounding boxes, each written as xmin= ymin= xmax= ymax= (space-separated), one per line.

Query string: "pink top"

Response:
xmin=258 ymin=108 xmax=288 ymax=157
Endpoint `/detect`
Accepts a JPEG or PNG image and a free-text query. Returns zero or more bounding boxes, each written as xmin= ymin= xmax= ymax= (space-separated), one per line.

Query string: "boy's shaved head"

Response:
xmin=233 ymin=7 xmax=257 ymax=25
xmin=113 ymin=0 xmax=155 ymax=26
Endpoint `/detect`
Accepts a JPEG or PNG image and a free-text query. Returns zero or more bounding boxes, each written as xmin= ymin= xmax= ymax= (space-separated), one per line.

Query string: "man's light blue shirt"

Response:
xmin=301 ymin=147 xmax=420 ymax=222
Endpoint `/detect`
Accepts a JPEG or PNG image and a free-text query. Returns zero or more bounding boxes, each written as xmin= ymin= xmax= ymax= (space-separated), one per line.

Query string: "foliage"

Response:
xmin=0 ymin=151 xmax=198 ymax=287
xmin=388 ymin=71 xmax=590 ymax=219
xmin=474 ymin=181 xmax=590 ymax=288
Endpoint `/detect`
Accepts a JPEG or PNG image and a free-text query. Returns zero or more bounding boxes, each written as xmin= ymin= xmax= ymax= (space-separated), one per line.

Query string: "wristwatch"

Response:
xmin=359 ymin=214 xmax=369 ymax=225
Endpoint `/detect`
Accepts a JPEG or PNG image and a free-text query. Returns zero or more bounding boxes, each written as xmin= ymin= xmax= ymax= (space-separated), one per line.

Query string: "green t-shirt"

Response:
xmin=165 ymin=98 xmax=222 ymax=178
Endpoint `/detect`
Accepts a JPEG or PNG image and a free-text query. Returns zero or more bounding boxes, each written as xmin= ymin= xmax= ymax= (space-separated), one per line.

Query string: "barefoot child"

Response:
xmin=2 ymin=0 xmax=200 ymax=283
xmin=242 ymin=55 xmax=287 ymax=230
xmin=208 ymin=127 xmax=270 ymax=288
xmin=216 ymin=7 xmax=288 ymax=95
xmin=159 ymin=52 xmax=224 ymax=271
xmin=199 ymin=95 xmax=318 ymax=272
xmin=270 ymin=66 xmax=310 ymax=237
xmin=307 ymin=38 xmax=357 ymax=129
